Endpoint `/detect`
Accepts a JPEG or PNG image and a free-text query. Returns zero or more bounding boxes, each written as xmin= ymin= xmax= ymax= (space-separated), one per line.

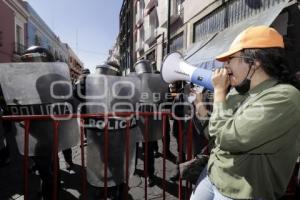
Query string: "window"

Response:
xmin=16 ymin=25 xmax=22 ymax=45
xmin=193 ymin=8 xmax=225 ymax=43
xmin=34 ymin=35 xmax=41 ymax=46
xmin=133 ymin=29 xmax=139 ymax=42
xmin=170 ymin=32 xmax=183 ymax=52
xmin=136 ymin=0 xmax=144 ymax=26
xmin=144 ymin=7 xmax=158 ymax=44
xmin=135 ymin=0 xmax=138 ymax=15
xmin=146 ymin=50 xmax=156 ymax=70
xmin=146 ymin=49 xmax=155 ymax=62
xmin=171 ymin=0 xmax=184 ymax=17
xmin=16 ymin=25 xmax=24 ymax=54
xmin=193 ymin=0 xmax=286 ymax=42
xmin=162 ymin=42 xmax=167 ymax=58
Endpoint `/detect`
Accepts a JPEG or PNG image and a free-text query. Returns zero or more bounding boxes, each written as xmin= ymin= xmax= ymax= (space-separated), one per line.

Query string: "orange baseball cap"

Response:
xmin=216 ymin=25 xmax=284 ymax=62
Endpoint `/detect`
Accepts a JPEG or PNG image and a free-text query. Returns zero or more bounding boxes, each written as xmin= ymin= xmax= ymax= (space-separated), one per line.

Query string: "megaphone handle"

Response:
xmin=191 ymin=68 xmax=214 ymax=91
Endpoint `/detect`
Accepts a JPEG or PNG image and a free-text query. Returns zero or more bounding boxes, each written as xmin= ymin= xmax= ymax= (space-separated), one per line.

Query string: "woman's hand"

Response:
xmin=190 ymin=89 xmax=209 ymax=118
xmin=212 ymin=68 xmax=230 ymax=102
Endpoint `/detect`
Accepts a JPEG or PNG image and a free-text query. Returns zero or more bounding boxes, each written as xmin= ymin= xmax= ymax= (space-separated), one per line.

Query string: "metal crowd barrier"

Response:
xmin=2 ymin=112 xmax=196 ymax=200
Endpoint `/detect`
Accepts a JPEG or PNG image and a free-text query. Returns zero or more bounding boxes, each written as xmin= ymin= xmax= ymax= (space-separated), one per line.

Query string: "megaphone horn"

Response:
xmin=161 ymin=52 xmax=214 ymax=91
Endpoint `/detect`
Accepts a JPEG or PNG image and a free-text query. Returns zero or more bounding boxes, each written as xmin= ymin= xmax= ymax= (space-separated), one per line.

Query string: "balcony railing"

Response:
xmin=13 ymin=42 xmax=27 ymax=55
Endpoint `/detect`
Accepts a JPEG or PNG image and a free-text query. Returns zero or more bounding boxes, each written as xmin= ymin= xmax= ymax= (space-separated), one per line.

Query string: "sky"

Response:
xmin=26 ymin=0 xmax=123 ymax=72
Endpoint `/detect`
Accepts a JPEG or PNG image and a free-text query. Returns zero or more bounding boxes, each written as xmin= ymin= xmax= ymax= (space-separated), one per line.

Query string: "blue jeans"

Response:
xmin=190 ymin=166 xmax=233 ymax=200
xmin=190 ymin=166 xmax=264 ymax=200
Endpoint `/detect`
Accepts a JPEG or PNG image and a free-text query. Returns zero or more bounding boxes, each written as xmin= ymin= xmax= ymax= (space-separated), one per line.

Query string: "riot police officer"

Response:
xmin=21 ymin=46 xmax=58 ymax=200
xmin=85 ymin=63 xmax=130 ymax=199
xmin=19 ymin=46 xmax=79 ymax=199
xmin=133 ymin=60 xmax=169 ymax=187
xmin=133 ymin=60 xmax=156 ymax=186
xmin=0 ymin=107 xmax=10 ymax=167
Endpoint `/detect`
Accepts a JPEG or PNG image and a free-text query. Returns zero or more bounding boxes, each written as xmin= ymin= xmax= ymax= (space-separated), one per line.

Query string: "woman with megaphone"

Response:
xmin=190 ymin=26 xmax=300 ymax=200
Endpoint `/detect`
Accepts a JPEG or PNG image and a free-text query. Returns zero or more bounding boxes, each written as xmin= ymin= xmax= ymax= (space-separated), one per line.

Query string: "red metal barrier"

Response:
xmin=162 ymin=115 xmax=167 ymax=200
xmin=186 ymin=120 xmax=194 ymax=200
xmin=143 ymin=116 xmax=149 ymax=200
xmin=79 ymin=119 xmax=87 ymax=200
xmin=2 ymin=112 xmax=194 ymax=200
xmin=104 ymin=120 xmax=109 ymax=199
xmin=23 ymin=120 xmax=30 ymax=200
xmin=178 ymin=120 xmax=183 ymax=199
xmin=124 ymin=119 xmax=130 ymax=200
xmin=52 ymin=121 xmax=59 ymax=200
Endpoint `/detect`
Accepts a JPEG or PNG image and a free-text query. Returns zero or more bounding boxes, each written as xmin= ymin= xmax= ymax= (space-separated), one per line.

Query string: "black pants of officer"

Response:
xmin=142 ymin=141 xmax=155 ymax=177
xmin=0 ymin=144 xmax=10 ymax=167
xmin=32 ymin=155 xmax=59 ymax=200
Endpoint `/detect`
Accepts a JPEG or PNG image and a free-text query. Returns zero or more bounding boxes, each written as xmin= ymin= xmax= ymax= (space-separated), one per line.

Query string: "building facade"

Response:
xmin=0 ymin=0 xmax=28 ymax=62
xmin=128 ymin=0 xmax=300 ymax=74
xmin=0 ymin=0 xmax=84 ymax=81
xmin=65 ymin=43 xmax=84 ymax=82
xmin=119 ymin=0 xmax=134 ymax=74
xmin=131 ymin=0 xmax=190 ymax=73
xmin=23 ymin=2 xmax=69 ymax=63
xmin=107 ymin=36 xmax=121 ymax=67
xmin=23 ymin=1 xmax=84 ymax=81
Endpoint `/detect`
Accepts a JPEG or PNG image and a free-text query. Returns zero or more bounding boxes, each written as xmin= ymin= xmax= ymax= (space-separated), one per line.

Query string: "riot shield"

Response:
xmin=135 ymin=73 xmax=169 ymax=142
xmin=0 ymin=63 xmax=79 ymax=156
xmin=84 ymin=74 xmax=141 ymax=187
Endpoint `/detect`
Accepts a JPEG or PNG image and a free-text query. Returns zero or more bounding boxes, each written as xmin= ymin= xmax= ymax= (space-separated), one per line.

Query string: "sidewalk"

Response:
xmin=0 ymin=127 xmax=188 ymax=200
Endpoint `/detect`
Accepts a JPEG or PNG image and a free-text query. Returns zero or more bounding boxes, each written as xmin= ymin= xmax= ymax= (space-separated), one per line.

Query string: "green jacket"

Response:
xmin=208 ymin=79 xmax=300 ymax=200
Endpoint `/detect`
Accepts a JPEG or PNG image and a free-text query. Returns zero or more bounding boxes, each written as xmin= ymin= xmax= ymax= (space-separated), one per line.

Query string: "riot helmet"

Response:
xmin=96 ymin=64 xmax=120 ymax=76
xmin=81 ymin=68 xmax=91 ymax=75
xmin=134 ymin=59 xmax=153 ymax=74
xmin=21 ymin=46 xmax=54 ymax=62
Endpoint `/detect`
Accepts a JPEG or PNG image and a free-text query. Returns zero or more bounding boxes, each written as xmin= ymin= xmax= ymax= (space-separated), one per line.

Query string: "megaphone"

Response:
xmin=161 ymin=52 xmax=214 ymax=91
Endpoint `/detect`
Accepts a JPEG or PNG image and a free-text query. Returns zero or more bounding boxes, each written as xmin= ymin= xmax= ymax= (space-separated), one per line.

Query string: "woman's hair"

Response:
xmin=241 ymin=48 xmax=300 ymax=90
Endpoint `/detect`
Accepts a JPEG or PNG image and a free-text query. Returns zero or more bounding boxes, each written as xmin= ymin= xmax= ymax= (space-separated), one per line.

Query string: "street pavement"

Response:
xmin=0 ymin=124 xmax=191 ymax=200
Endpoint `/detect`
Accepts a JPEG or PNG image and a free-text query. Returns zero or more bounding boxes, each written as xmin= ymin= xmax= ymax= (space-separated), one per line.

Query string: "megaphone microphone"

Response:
xmin=161 ymin=52 xmax=214 ymax=91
